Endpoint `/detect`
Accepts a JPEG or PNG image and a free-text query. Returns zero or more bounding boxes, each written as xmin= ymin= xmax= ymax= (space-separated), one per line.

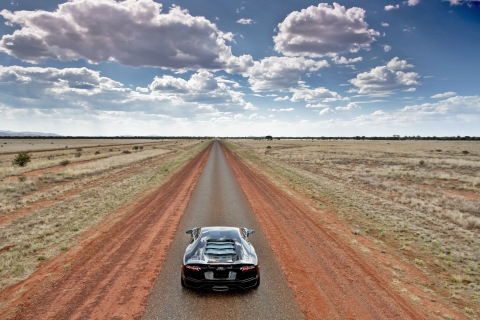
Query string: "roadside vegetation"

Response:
xmin=224 ymin=139 xmax=480 ymax=318
xmin=0 ymin=139 xmax=210 ymax=291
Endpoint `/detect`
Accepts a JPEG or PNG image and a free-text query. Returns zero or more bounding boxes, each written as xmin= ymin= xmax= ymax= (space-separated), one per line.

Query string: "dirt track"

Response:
xmin=0 ymin=140 xmax=467 ymax=319
xmin=0 ymin=143 xmax=212 ymax=319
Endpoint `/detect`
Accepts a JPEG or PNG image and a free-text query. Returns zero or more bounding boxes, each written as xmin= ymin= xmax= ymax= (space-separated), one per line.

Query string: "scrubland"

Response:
xmin=226 ymin=139 xmax=480 ymax=318
xmin=0 ymin=139 xmax=209 ymax=291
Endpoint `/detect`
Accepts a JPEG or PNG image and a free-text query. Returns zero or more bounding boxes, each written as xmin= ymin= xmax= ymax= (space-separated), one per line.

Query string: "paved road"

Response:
xmin=142 ymin=140 xmax=304 ymax=319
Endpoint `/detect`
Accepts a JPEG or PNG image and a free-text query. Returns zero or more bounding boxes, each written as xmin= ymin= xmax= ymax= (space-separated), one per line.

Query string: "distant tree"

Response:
xmin=12 ymin=151 xmax=31 ymax=167
xmin=265 ymin=135 xmax=273 ymax=140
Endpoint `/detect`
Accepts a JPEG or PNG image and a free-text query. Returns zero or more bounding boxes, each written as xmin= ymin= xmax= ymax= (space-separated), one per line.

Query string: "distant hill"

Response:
xmin=0 ymin=130 xmax=61 ymax=137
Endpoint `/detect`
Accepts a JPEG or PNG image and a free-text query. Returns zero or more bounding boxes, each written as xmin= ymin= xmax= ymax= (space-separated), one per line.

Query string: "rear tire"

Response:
xmin=181 ymin=277 xmax=186 ymax=288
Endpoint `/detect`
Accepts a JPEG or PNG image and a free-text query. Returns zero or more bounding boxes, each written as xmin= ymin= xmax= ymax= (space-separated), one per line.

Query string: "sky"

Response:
xmin=0 ymin=0 xmax=479 ymax=137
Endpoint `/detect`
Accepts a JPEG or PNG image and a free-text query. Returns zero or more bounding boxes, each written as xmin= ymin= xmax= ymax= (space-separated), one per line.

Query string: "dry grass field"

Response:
xmin=226 ymin=139 xmax=480 ymax=318
xmin=0 ymin=139 xmax=209 ymax=292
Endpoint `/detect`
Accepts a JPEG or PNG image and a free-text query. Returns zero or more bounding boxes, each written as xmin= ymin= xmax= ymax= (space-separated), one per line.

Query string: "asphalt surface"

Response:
xmin=141 ymin=140 xmax=304 ymax=319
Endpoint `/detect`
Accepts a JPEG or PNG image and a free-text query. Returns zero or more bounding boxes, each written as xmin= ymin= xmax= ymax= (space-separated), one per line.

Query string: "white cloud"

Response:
xmin=0 ymin=0 xmax=253 ymax=72
xmin=332 ymin=56 xmax=363 ymax=64
xmin=267 ymin=108 xmax=295 ymax=112
xmin=319 ymin=107 xmax=334 ymax=115
xmin=349 ymin=57 xmax=420 ymax=94
xmin=381 ymin=22 xmax=390 ymax=27
xmin=400 ymin=95 xmax=480 ymax=116
xmin=245 ymin=56 xmax=329 ymax=92
xmin=273 ymin=3 xmax=380 ymax=58
xmin=237 ymin=18 xmax=255 ymax=24
xmin=383 ymin=45 xmax=392 ymax=52
xmin=387 ymin=57 xmax=414 ymax=70
xmin=335 ymin=102 xmax=361 ymax=111
xmin=306 ymin=103 xmax=329 ymax=108
xmin=385 ymin=5 xmax=400 ymax=11
xmin=431 ymin=91 xmax=457 ymax=99
xmin=291 ymin=87 xmax=345 ymax=103
xmin=274 ymin=96 xmax=290 ymax=101
xmin=407 ymin=0 xmax=420 ymax=5
xmin=0 ymin=66 xmax=251 ymax=116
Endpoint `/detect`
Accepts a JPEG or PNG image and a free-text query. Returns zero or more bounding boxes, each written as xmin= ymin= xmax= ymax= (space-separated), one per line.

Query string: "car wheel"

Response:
xmin=181 ymin=277 xmax=186 ymax=288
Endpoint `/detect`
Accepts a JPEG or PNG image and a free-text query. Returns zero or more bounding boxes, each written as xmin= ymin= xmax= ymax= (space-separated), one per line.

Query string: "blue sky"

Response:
xmin=0 ymin=0 xmax=479 ymax=136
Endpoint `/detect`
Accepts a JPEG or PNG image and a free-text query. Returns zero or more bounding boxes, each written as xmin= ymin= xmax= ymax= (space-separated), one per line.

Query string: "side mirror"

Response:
xmin=247 ymin=229 xmax=255 ymax=236
xmin=186 ymin=229 xmax=193 ymax=235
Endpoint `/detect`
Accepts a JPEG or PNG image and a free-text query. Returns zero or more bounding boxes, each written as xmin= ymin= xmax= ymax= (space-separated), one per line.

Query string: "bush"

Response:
xmin=419 ymin=160 xmax=425 ymax=166
xmin=12 ymin=151 xmax=31 ymax=167
xmin=133 ymin=146 xmax=139 ymax=150
xmin=95 ymin=151 xmax=100 ymax=155
xmin=76 ymin=148 xmax=82 ymax=152
xmin=60 ymin=160 xmax=70 ymax=166
xmin=75 ymin=152 xmax=82 ymax=157
xmin=18 ymin=176 xmax=27 ymax=182
xmin=266 ymin=146 xmax=272 ymax=149
xmin=462 ymin=150 xmax=469 ymax=155
xmin=122 ymin=150 xmax=131 ymax=154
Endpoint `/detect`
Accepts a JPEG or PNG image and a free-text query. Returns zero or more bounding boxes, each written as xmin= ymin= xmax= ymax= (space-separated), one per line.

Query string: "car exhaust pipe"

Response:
xmin=212 ymin=286 xmax=229 ymax=292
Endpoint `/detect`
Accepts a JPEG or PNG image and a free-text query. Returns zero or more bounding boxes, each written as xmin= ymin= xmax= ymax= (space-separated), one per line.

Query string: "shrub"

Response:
xmin=12 ymin=151 xmax=31 ymax=167
xmin=436 ymin=149 xmax=442 ymax=152
xmin=109 ymin=149 xmax=113 ymax=152
xmin=18 ymin=176 xmax=27 ymax=182
xmin=266 ymin=146 xmax=272 ymax=149
xmin=462 ymin=150 xmax=469 ymax=155
xmin=95 ymin=151 xmax=100 ymax=155
xmin=75 ymin=152 xmax=82 ymax=157
xmin=419 ymin=160 xmax=425 ymax=166
xmin=133 ymin=146 xmax=139 ymax=150
xmin=122 ymin=150 xmax=131 ymax=154
xmin=60 ymin=160 xmax=70 ymax=166
xmin=76 ymin=148 xmax=82 ymax=152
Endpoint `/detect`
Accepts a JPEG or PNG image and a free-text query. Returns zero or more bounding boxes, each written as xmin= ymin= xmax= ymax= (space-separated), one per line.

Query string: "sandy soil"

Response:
xmin=0 ymin=139 xmax=158 ymax=153
xmin=0 ymin=150 xmax=176 ymax=225
xmin=222 ymin=143 xmax=467 ymax=319
xmin=0 ymin=140 xmax=470 ymax=319
xmin=0 ymin=143 xmax=212 ymax=319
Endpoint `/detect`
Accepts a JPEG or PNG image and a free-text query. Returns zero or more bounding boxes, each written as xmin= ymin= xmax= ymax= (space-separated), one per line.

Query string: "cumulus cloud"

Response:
xmin=444 ymin=0 xmax=480 ymax=4
xmin=385 ymin=5 xmax=400 ymax=10
xmin=291 ymin=87 xmax=345 ymax=103
xmin=306 ymin=103 xmax=329 ymax=108
xmin=335 ymin=102 xmax=361 ymax=111
xmin=407 ymin=0 xmax=420 ymax=5
xmin=273 ymin=3 xmax=380 ymax=58
xmin=349 ymin=57 xmax=420 ymax=94
xmin=245 ymin=56 xmax=329 ymax=92
xmin=431 ymin=92 xmax=457 ymax=99
xmin=383 ymin=45 xmax=392 ymax=52
xmin=332 ymin=56 xmax=363 ymax=64
xmin=381 ymin=22 xmax=390 ymax=27
xmin=268 ymin=108 xmax=295 ymax=112
xmin=237 ymin=18 xmax=255 ymax=24
xmin=0 ymin=65 xmax=252 ymax=115
xmin=319 ymin=107 xmax=334 ymax=115
xmin=0 ymin=0 xmax=253 ymax=72
xmin=274 ymin=96 xmax=290 ymax=101
xmin=387 ymin=57 xmax=414 ymax=70
xmin=400 ymin=95 xmax=480 ymax=116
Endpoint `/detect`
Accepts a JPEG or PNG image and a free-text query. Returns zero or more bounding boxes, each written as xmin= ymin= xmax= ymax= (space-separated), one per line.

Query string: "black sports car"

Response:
xmin=181 ymin=226 xmax=260 ymax=291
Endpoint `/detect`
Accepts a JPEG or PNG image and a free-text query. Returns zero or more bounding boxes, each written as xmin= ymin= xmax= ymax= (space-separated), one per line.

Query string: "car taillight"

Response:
xmin=240 ymin=265 xmax=255 ymax=272
xmin=186 ymin=265 xmax=201 ymax=271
